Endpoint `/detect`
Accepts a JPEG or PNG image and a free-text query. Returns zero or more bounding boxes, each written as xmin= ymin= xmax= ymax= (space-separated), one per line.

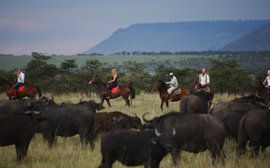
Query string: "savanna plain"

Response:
xmin=0 ymin=93 xmax=269 ymax=168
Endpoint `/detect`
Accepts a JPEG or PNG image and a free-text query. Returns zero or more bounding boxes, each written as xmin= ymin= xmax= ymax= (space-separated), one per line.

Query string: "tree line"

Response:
xmin=0 ymin=55 xmax=266 ymax=95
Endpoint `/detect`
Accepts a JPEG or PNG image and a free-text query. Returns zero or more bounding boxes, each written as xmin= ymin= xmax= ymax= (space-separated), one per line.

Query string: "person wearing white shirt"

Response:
xmin=13 ymin=68 xmax=25 ymax=93
xmin=198 ymin=68 xmax=210 ymax=92
xmin=263 ymin=69 xmax=270 ymax=93
xmin=166 ymin=72 xmax=178 ymax=95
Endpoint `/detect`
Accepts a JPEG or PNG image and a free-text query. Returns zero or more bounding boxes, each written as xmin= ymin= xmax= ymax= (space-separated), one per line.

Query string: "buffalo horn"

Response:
xmin=32 ymin=110 xmax=41 ymax=115
xmin=172 ymin=128 xmax=176 ymax=136
xmin=155 ymin=128 xmax=161 ymax=137
xmin=24 ymin=111 xmax=32 ymax=114
xmin=142 ymin=112 xmax=151 ymax=123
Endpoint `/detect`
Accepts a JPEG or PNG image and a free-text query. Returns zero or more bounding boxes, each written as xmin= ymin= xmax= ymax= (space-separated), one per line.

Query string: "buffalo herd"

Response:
xmin=0 ymin=89 xmax=270 ymax=168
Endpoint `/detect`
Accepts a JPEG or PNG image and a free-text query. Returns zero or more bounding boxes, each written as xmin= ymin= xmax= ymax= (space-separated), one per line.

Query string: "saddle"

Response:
xmin=111 ymin=86 xmax=120 ymax=94
xmin=172 ymin=87 xmax=181 ymax=95
xmin=12 ymin=85 xmax=25 ymax=95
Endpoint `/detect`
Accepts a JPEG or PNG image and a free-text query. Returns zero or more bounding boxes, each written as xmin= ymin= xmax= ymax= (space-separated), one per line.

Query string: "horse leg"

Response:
xmin=123 ymin=96 xmax=130 ymax=107
xmin=105 ymin=99 xmax=111 ymax=107
xmin=160 ymin=101 xmax=164 ymax=111
xmin=166 ymin=100 xmax=169 ymax=108
xmin=208 ymin=100 xmax=213 ymax=112
xmin=100 ymin=96 xmax=105 ymax=105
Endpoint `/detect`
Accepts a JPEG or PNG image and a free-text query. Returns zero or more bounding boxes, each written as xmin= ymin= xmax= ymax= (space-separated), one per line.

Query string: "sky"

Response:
xmin=0 ymin=0 xmax=269 ymax=55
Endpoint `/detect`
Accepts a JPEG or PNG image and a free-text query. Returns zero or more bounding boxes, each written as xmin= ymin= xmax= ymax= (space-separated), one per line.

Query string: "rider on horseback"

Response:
xmin=166 ymin=72 xmax=178 ymax=99
xmin=13 ymin=68 xmax=25 ymax=97
xmin=106 ymin=69 xmax=118 ymax=96
xmin=198 ymin=68 xmax=210 ymax=92
xmin=263 ymin=69 xmax=270 ymax=94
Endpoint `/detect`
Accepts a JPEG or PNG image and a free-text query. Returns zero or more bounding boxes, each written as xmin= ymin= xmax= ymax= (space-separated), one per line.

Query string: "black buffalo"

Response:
xmin=99 ymin=129 xmax=168 ymax=168
xmin=143 ymin=112 xmax=226 ymax=165
xmin=0 ymin=96 xmax=54 ymax=116
xmin=210 ymin=95 xmax=265 ymax=141
xmin=0 ymin=99 xmax=32 ymax=115
xmin=237 ymin=108 xmax=270 ymax=156
xmin=0 ymin=111 xmax=43 ymax=161
xmin=37 ymin=100 xmax=101 ymax=148
xmin=180 ymin=94 xmax=206 ymax=113
xmin=94 ymin=111 xmax=142 ymax=138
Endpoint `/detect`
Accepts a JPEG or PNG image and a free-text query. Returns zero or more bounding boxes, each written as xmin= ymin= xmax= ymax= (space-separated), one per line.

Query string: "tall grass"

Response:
xmin=0 ymin=93 xmax=269 ymax=168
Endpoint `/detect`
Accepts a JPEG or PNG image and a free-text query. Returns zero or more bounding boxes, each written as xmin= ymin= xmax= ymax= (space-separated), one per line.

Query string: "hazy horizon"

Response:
xmin=0 ymin=0 xmax=269 ymax=55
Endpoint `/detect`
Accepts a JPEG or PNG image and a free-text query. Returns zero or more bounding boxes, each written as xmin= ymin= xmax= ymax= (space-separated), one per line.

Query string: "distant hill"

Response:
xmin=85 ymin=20 xmax=270 ymax=54
xmin=220 ymin=23 xmax=270 ymax=51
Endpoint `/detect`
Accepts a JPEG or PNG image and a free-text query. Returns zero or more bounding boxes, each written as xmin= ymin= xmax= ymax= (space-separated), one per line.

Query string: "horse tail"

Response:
xmin=128 ymin=83 xmax=136 ymax=100
xmin=37 ymin=86 xmax=42 ymax=98
xmin=180 ymin=96 xmax=188 ymax=113
xmin=25 ymin=81 xmax=42 ymax=98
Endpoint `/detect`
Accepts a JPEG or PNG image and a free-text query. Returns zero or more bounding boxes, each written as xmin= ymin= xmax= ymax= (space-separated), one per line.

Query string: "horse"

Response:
xmin=154 ymin=80 xmax=190 ymax=111
xmin=0 ymin=77 xmax=42 ymax=100
xmin=255 ymin=78 xmax=270 ymax=105
xmin=89 ymin=75 xmax=135 ymax=107
xmin=193 ymin=81 xmax=214 ymax=111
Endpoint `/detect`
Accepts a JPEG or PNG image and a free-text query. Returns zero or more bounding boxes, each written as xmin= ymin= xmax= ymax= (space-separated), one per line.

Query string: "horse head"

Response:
xmin=89 ymin=75 xmax=99 ymax=85
xmin=255 ymin=77 xmax=264 ymax=89
xmin=194 ymin=81 xmax=202 ymax=90
xmin=154 ymin=80 xmax=166 ymax=91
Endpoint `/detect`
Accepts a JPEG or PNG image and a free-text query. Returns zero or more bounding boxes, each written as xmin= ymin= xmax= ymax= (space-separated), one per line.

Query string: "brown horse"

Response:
xmin=193 ymin=81 xmax=214 ymax=111
xmin=154 ymin=80 xmax=190 ymax=111
xmin=89 ymin=75 xmax=135 ymax=107
xmin=255 ymin=78 xmax=270 ymax=105
xmin=0 ymin=77 xmax=42 ymax=99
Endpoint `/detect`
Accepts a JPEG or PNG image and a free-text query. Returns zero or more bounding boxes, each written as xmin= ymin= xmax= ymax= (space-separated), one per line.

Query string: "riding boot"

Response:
xmin=169 ymin=93 xmax=173 ymax=101
xmin=14 ymin=90 xmax=18 ymax=99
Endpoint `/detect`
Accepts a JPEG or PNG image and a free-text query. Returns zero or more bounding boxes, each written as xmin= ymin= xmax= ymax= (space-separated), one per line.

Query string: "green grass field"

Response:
xmin=0 ymin=55 xmax=216 ymax=70
xmin=0 ymin=93 xmax=269 ymax=168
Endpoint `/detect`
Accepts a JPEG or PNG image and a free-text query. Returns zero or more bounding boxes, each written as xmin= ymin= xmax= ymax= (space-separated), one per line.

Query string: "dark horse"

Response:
xmin=154 ymin=80 xmax=190 ymax=111
xmin=89 ymin=75 xmax=135 ymax=107
xmin=0 ymin=77 xmax=42 ymax=99
xmin=255 ymin=77 xmax=270 ymax=105
xmin=193 ymin=81 xmax=214 ymax=111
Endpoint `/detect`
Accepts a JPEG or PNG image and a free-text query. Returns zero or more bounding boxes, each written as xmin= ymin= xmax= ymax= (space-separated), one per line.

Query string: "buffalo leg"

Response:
xmin=88 ymin=131 xmax=95 ymax=150
xmin=251 ymin=145 xmax=260 ymax=156
xmin=208 ymin=141 xmax=225 ymax=165
xmin=44 ymin=132 xmax=56 ymax=148
xmin=15 ymin=142 xmax=29 ymax=161
xmin=171 ymin=148 xmax=180 ymax=166
xmin=236 ymin=142 xmax=247 ymax=156
xmin=149 ymin=161 xmax=161 ymax=168
xmin=99 ymin=155 xmax=114 ymax=168
xmin=250 ymin=136 xmax=261 ymax=156
xmin=79 ymin=128 xmax=95 ymax=149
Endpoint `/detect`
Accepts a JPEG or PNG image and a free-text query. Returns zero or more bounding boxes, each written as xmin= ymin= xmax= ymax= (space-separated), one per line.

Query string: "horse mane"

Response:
xmin=157 ymin=80 xmax=166 ymax=87
xmin=256 ymin=77 xmax=265 ymax=89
